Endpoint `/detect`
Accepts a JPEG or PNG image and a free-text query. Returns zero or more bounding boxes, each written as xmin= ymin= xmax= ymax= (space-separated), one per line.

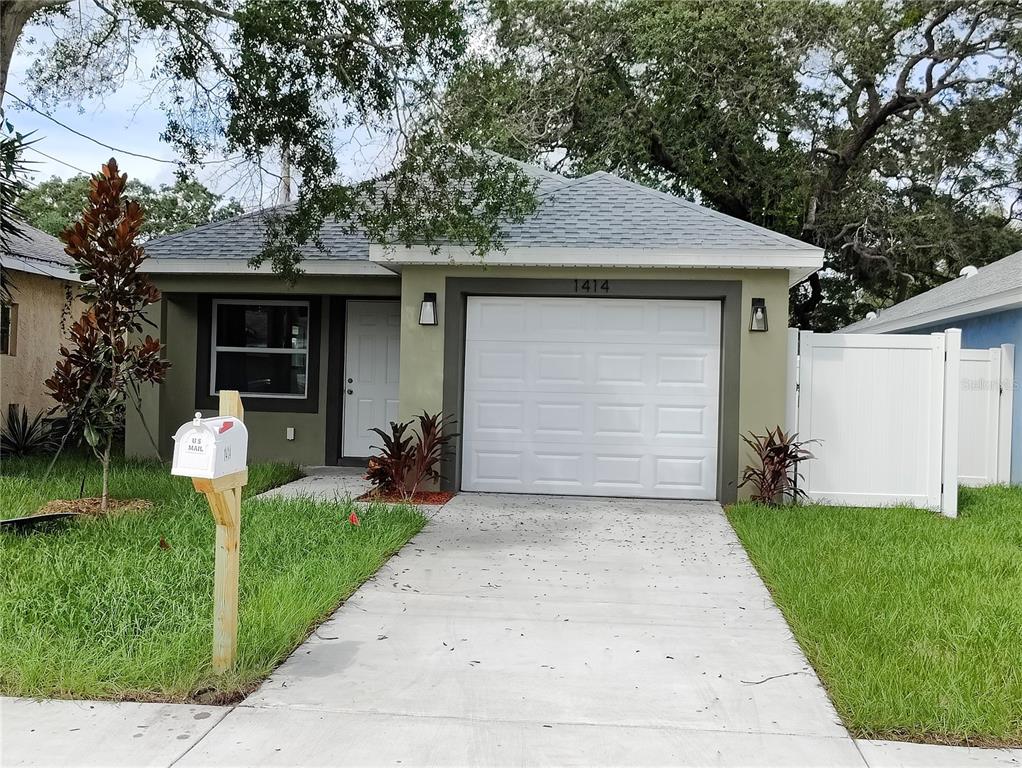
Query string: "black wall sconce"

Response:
xmin=419 ymin=292 xmax=438 ymax=326
xmin=750 ymin=297 xmax=768 ymax=332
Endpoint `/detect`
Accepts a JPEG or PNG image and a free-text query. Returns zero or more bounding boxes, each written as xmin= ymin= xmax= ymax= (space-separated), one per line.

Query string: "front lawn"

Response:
xmin=0 ymin=457 xmax=425 ymax=702
xmin=728 ymin=485 xmax=1022 ymax=746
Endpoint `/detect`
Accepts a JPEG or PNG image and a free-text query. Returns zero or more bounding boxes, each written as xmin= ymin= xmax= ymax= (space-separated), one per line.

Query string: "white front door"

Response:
xmin=342 ymin=301 xmax=401 ymax=457
xmin=461 ymin=296 xmax=722 ymax=499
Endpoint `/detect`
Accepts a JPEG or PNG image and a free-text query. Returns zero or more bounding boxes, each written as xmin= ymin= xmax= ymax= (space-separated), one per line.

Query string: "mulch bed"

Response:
xmin=357 ymin=490 xmax=456 ymax=506
xmin=36 ymin=497 xmax=153 ymax=517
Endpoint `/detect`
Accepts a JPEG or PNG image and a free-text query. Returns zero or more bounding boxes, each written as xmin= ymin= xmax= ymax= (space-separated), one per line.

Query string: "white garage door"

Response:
xmin=461 ymin=296 xmax=721 ymax=499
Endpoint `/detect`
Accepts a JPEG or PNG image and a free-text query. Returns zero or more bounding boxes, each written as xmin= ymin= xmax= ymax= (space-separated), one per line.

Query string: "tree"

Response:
xmin=45 ymin=158 xmax=169 ymax=511
xmin=2 ymin=0 xmax=538 ymax=281
xmin=20 ymin=174 xmax=245 ymax=239
xmin=443 ymin=0 xmax=1022 ymax=329
xmin=0 ymin=120 xmax=34 ymax=303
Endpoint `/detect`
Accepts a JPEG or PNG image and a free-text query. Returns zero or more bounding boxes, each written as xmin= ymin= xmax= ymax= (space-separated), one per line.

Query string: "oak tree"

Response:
xmin=2 ymin=0 xmax=537 ymax=280
xmin=444 ymin=0 xmax=1022 ymax=329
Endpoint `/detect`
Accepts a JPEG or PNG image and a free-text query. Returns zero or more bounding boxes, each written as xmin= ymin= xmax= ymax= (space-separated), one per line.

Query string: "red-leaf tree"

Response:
xmin=46 ymin=158 xmax=170 ymax=510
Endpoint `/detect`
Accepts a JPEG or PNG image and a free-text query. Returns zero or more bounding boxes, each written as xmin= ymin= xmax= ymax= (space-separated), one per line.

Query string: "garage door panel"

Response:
xmin=469 ymin=298 xmax=720 ymax=345
xmin=656 ymin=405 xmax=709 ymax=437
xmin=467 ymin=399 xmax=716 ymax=446
xmin=463 ymin=297 xmax=720 ymax=499
xmin=467 ymin=345 xmax=720 ymax=395
xmin=465 ymin=442 xmax=718 ymax=499
xmin=654 ymin=456 xmax=710 ymax=491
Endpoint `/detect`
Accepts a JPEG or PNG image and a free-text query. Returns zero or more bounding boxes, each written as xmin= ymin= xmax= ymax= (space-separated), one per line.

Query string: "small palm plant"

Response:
xmin=739 ymin=426 xmax=816 ymax=505
xmin=0 ymin=405 xmax=58 ymax=457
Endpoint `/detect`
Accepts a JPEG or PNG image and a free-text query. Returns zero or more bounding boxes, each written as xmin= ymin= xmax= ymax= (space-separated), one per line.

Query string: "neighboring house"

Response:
xmin=842 ymin=251 xmax=1021 ymax=484
xmin=129 ymin=161 xmax=824 ymax=502
xmin=0 ymin=224 xmax=80 ymax=416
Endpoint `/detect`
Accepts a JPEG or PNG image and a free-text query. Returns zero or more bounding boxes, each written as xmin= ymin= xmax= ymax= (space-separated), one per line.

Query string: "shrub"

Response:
xmin=366 ymin=411 xmax=457 ymax=499
xmin=0 ymin=405 xmax=58 ymax=457
xmin=739 ymin=426 xmax=816 ymax=505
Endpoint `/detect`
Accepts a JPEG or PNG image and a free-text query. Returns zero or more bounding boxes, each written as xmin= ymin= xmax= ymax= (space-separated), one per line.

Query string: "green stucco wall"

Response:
xmin=397 ymin=265 xmax=792 ymax=497
xmin=125 ymin=273 xmax=400 ymax=465
xmin=127 ymin=265 xmax=793 ymax=499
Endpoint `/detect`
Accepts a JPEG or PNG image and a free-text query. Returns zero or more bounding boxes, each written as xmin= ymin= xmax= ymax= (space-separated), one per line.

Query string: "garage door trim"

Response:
xmin=440 ymin=278 xmax=743 ymax=502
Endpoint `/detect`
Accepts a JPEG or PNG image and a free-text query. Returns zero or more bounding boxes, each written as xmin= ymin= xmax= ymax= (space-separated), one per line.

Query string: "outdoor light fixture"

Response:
xmin=419 ymin=292 xmax=438 ymax=326
xmin=750 ymin=298 xmax=768 ymax=332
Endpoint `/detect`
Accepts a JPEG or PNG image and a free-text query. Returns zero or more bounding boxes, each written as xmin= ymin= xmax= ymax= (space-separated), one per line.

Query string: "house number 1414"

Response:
xmin=573 ymin=279 xmax=610 ymax=293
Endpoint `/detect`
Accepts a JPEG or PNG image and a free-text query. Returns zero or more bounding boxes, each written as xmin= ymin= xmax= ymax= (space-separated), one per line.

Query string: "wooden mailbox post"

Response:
xmin=171 ymin=390 xmax=248 ymax=673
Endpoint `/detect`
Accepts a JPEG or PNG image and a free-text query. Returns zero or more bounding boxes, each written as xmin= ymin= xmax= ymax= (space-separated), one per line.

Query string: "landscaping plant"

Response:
xmin=45 ymin=158 xmax=169 ymax=511
xmin=366 ymin=411 xmax=457 ymax=499
xmin=739 ymin=426 xmax=815 ymax=505
xmin=0 ymin=405 xmax=57 ymax=457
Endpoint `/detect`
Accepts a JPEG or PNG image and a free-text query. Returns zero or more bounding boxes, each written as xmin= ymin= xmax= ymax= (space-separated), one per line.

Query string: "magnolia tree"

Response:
xmin=46 ymin=159 xmax=169 ymax=510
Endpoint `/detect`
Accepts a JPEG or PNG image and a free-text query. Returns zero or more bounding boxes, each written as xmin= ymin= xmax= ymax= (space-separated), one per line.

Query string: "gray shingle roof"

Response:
xmin=145 ymin=161 xmax=816 ymax=261
xmin=144 ymin=203 xmax=369 ymax=262
xmin=502 ymin=171 xmax=816 ymax=250
xmin=2 ymin=222 xmax=72 ymax=266
xmin=1 ymin=222 xmax=78 ymax=281
xmin=842 ymin=250 xmax=1022 ymax=332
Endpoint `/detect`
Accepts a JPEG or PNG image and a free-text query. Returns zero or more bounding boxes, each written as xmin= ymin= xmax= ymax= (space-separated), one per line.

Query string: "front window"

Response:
xmin=210 ymin=300 xmax=310 ymax=398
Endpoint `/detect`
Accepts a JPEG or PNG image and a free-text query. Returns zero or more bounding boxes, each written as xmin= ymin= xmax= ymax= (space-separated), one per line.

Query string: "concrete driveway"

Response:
xmin=177 ymin=493 xmax=864 ymax=766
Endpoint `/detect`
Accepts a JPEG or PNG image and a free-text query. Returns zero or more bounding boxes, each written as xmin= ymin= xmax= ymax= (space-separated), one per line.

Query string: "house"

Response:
xmin=0 ymin=223 xmax=80 ymax=416
xmin=842 ymin=250 xmax=1021 ymax=484
xmin=128 ymin=162 xmax=824 ymax=502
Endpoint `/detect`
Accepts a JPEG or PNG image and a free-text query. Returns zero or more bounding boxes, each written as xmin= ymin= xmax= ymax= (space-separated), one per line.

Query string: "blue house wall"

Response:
xmin=909 ymin=308 xmax=1021 ymax=484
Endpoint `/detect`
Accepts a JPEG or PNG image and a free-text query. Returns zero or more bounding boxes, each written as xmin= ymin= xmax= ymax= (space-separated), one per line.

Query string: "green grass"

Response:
xmin=0 ymin=456 xmax=426 ymax=702
xmin=728 ymin=485 xmax=1022 ymax=746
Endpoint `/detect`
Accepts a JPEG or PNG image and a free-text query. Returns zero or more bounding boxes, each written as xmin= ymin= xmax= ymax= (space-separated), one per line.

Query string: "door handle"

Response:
xmin=346 ymin=389 xmax=353 ymax=395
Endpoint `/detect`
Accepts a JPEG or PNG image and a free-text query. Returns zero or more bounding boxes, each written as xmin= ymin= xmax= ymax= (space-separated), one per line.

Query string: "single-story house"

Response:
xmin=842 ymin=250 xmax=1021 ymax=484
xmin=129 ymin=161 xmax=824 ymax=502
xmin=0 ymin=223 xmax=80 ymax=416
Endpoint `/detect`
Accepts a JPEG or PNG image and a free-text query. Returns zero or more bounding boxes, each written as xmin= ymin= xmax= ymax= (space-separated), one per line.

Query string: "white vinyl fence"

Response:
xmin=787 ymin=330 xmax=1015 ymax=517
xmin=959 ymin=345 xmax=1015 ymax=486
xmin=789 ymin=330 xmax=958 ymax=515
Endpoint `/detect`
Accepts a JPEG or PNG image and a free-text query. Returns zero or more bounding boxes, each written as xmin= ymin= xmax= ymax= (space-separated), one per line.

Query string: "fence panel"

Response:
xmin=958 ymin=344 xmax=1015 ymax=486
xmin=796 ymin=331 xmax=949 ymax=511
xmin=959 ymin=348 xmax=1003 ymax=486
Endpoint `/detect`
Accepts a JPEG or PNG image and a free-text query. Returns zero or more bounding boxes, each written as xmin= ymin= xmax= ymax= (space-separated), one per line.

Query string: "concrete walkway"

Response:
xmin=255 ymin=465 xmax=371 ymax=501
xmin=4 ymin=490 xmax=1020 ymax=766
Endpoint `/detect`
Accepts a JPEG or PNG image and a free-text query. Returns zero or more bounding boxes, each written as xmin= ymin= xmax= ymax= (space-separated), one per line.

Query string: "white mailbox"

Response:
xmin=172 ymin=412 xmax=248 ymax=479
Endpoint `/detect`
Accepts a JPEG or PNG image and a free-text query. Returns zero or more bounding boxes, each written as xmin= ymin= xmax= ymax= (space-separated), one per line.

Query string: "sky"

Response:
xmin=4 ymin=16 xmax=391 ymax=210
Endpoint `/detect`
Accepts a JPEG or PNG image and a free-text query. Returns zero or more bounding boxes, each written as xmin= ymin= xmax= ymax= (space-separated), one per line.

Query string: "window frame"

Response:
xmin=1 ymin=303 xmax=17 ymax=356
xmin=209 ymin=298 xmax=312 ymax=400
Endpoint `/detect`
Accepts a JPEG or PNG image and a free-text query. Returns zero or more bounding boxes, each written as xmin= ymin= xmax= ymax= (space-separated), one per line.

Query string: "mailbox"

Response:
xmin=172 ymin=412 xmax=248 ymax=479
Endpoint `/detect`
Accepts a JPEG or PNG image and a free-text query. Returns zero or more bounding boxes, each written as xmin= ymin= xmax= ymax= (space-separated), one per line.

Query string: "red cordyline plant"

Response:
xmin=739 ymin=426 xmax=816 ymax=505
xmin=366 ymin=412 xmax=458 ymax=500
xmin=45 ymin=158 xmax=170 ymax=510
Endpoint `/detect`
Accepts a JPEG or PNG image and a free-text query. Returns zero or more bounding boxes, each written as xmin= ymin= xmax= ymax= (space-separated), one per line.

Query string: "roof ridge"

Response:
xmin=596 ymin=172 xmax=817 ymax=251
xmin=533 ymin=171 xmax=601 ymax=201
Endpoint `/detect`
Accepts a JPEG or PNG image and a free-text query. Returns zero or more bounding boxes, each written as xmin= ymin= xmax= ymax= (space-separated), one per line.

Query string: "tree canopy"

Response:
xmin=2 ymin=0 xmax=537 ymax=281
xmin=443 ymin=0 xmax=1022 ymax=329
xmin=20 ymin=174 xmax=244 ymax=240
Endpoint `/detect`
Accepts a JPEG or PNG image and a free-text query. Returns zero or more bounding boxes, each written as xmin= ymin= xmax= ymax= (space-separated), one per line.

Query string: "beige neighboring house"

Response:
xmin=1 ymin=223 xmax=80 ymax=416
